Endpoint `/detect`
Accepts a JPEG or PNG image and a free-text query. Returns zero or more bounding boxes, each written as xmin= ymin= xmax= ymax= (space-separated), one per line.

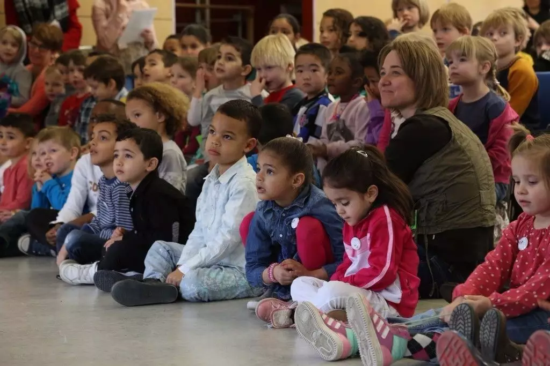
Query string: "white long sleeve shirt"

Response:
xmin=54 ymin=154 xmax=102 ymax=223
xmin=177 ymin=156 xmax=259 ymax=273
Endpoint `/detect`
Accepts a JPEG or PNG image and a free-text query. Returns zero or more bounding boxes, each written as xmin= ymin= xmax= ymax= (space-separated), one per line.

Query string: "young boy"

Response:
xmin=47 ymin=101 xmax=126 ymax=254
xmin=61 ymin=128 xmax=195 ymax=287
xmin=163 ymin=34 xmax=183 ymax=56
xmin=250 ymin=33 xmax=304 ymax=110
xmin=59 ymin=51 xmax=90 ymax=128
xmin=18 ymin=127 xmax=80 ymax=256
xmin=110 ymin=100 xmax=263 ymax=306
xmin=534 ymin=19 xmax=550 ymax=71
xmin=431 ymin=3 xmax=472 ymax=59
xmin=142 ymin=49 xmax=178 ymax=84
xmin=54 ymin=52 xmax=74 ymax=95
xmin=73 ymin=56 xmax=128 ymax=144
xmin=292 ymin=43 xmax=333 ymax=143
xmin=57 ymin=115 xmax=135 ymax=272
xmin=43 ymin=66 xmax=67 ymax=126
xmin=482 ymin=7 xmax=541 ymax=131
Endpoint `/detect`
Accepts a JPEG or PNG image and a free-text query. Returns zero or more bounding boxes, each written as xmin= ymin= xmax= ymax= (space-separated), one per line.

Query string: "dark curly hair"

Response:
xmin=351 ymin=16 xmax=390 ymax=53
xmin=323 ymin=9 xmax=354 ymax=47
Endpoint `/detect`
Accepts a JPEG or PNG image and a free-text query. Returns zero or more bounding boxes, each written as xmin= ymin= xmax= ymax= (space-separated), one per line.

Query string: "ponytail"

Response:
xmin=488 ymin=67 xmax=510 ymax=102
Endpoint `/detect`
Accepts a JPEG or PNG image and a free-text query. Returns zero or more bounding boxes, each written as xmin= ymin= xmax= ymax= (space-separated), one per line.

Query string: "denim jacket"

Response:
xmin=245 ymin=184 xmax=344 ymax=299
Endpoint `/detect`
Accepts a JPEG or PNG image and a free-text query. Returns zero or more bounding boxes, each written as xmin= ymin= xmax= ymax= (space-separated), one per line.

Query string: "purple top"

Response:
xmin=365 ymin=99 xmax=385 ymax=145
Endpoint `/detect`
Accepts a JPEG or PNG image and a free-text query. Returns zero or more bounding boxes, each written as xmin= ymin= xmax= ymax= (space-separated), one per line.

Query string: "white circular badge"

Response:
xmin=519 ymin=237 xmax=529 ymax=251
xmin=291 ymin=218 xmax=300 ymax=229
xmin=351 ymin=237 xmax=361 ymax=250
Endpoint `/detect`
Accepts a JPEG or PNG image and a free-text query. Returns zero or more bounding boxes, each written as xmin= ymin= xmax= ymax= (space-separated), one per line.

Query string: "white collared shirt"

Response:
xmin=178 ymin=156 xmax=259 ymax=273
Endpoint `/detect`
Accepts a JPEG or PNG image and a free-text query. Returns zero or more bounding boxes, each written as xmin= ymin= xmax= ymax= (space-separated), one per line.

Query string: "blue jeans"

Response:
xmin=144 ymin=241 xmax=262 ymax=302
xmin=0 ymin=210 xmax=29 ymax=257
xmin=56 ymin=223 xmax=80 ymax=253
xmin=64 ymin=228 xmax=106 ymax=264
xmin=507 ymin=308 xmax=550 ymax=344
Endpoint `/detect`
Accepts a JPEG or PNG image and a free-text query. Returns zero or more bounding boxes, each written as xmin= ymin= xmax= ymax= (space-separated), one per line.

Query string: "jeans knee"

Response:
xmin=64 ymin=230 xmax=82 ymax=251
xmin=179 ymin=272 xmax=203 ymax=302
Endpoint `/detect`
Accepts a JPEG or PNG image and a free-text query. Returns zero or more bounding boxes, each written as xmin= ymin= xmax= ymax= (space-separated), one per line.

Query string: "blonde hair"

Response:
xmin=379 ymin=35 xmax=448 ymax=111
xmin=44 ymin=65 xmax=63 ymax=79
xmin=391 ymin=0 xmax=430 ymax=28
xmin=508 ymin=124 xmax=550 ymax=187
xmin=127 ymin=82 xmax=190 ymax=137
xmin=198 ymin=44 xmax=220 ymax=66
xmin=27 ymin=138 xmax=39 ymax=179
xmin=251 ymin=33 xmax=295 ymax=69
xmin=37 ymin=126 xmax=81 ymax=154
xmin=0 ymin=26 xmax=24 ymax=49
xmin=481 ymin=7 xmax=529 ymax=51
xmin=174 ymin=56 xmax=198 ymax=78
xmin=446 ymin=36 xmax=510 ymax=101
xmin=430 ymin=3 xmax=472 ymax=33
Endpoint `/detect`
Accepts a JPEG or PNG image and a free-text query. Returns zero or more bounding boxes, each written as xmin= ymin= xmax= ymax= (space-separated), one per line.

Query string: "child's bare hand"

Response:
xmin=464 ymin=295 xmax=492 ymax=317
xmin=387 ymin=18 xmax=407 ymax=32
xmin=308 ymin=144 xmax=327 ymax=158
xmin=364 ymin=83 xmax=380 ymax=102
xmin=104 ymin=236 xmax=122 ymax=250
xmin=273 ymin=264 xmax=295 ymax=286
xmin=280 ymin=259 xmax=309 ymax=278
xmin=166 ymin=269 xmax=184 ymax=287
xmin=111 ymin=227 xmax=125 ymax=239
xmin=0 ymin=210 xmax=13 ymax=222
xmin=439 ymin=296 xmax=465 ymax=323
xmin=250 ymin=73 xmax=266 ymax=97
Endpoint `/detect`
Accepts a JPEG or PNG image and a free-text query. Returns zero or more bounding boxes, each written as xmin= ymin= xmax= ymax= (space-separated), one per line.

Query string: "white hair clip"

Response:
xmin=285 ymin=134 xmax=303 ymax=143
xmin=357 ymin=150 xmax=368 ymax=158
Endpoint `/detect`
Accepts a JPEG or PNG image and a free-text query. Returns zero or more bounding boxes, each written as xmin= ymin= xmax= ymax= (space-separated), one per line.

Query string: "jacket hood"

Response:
xmin=2 ymin=26 xmax=27 ymax=65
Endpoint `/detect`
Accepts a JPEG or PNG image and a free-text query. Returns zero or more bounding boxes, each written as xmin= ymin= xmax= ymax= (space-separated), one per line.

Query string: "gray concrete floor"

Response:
xmin=0 ymin=258 xmax=445 ymax=366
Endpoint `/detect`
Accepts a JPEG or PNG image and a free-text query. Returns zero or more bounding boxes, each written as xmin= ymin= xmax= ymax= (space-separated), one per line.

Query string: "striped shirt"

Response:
xmin=84 ymin=176 xmax=133 ymax=239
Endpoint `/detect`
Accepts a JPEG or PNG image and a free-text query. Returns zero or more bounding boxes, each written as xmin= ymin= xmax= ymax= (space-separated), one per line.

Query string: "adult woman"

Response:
xmin=92 ymin=0 xmax=158 ymax=76
xmin=9 ymin=24 xmax=64 ymax=126
xmin=379 ymin=36 xmax=496 ymax=299
xmin=4 ymin=0 xmax=82 ymax=52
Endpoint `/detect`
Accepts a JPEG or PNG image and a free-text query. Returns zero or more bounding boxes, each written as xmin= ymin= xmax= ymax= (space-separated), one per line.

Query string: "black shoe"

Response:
xmin=440 ymin=282 xmax=459 ymax=303
xmin=111 ymin=279 xmax=178 ymax=307
xmin=449 ymin=303 xmax=481 ymax=347
xmin=480 ymin=308 xmax=523 ymax=363
xmin=93 ymin=270 xmax=143 ymax=292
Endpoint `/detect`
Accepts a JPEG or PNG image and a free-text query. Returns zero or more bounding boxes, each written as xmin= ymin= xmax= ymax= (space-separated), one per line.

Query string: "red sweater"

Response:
xmin=264 ymin=84 xmax=296 ymax=104
xmin=454 ymin=213 xmax=550 ymax=318
xmin=330 ymin=205 xmax=420 ymax=317
xmin=449 ymin=95 xmax=517 ymax=184
xmin=4 ymin=0 xmax=82 ymax=51
xmin=0 ymin=156 xmax=33 ymax=211
xmin=59 ymin=93 xmax=90 ymax=127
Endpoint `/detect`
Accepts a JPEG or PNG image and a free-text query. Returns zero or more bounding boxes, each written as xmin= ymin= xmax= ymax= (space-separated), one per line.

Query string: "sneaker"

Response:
xmin=17 ymin=234 xmax=31 ymax=255
xmin=93 ymin=270 xmax=143 ymax=292
xmin=346 ymin=293 xmax=409 ymax=366
xmin=295 ymin=302 xmax=357 ymax=361
xmin=255 ymin=298 xmax=297 ymax=328
xmin=523 ymin=330 xmax=550 ymax=366
xmin=437 ymin=331 xmax=494 ymax=366
xmin=111 ymin=279 xmax=178 ymax=307
xmin=59 ymin=260 xmax=97 ymax=285
xmin=480 ymin=308 xmax=523 ymax=363
xmin=18 ymin=236 xmax=55 ymax=257
xmin=246 ymin=286 xmax=275 ymax=311
xmin=449 ymin=303 xmax=480 ymax=346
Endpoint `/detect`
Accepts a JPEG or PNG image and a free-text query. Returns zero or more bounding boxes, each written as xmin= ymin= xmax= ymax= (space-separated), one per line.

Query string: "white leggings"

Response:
xmin=290 ymin=277 xmax=399 ymax=318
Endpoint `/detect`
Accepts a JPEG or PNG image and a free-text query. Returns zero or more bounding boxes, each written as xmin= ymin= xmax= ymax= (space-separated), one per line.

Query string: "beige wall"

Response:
xmin=313 ymin=0 xmax=524 ymax=41
xmin=0 ymin=0 xmax=174 ymax=48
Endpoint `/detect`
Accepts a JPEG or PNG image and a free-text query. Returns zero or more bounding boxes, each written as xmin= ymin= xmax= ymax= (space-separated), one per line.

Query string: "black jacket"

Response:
xmin=122 ymin=172 xmax=195 ymax=250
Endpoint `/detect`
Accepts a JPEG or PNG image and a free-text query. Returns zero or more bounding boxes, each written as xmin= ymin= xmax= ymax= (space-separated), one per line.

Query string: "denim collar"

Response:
xmin=264 ymin=184 xmax=312 ymax=212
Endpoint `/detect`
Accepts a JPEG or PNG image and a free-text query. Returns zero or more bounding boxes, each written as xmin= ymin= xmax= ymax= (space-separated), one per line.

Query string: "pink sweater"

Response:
xmin=0 ymin=156 xmax=33 ymax=211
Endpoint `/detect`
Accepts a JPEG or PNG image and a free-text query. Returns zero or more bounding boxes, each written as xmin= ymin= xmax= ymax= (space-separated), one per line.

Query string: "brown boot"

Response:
xmin=480 ymin=308 xmax=523 ymax=363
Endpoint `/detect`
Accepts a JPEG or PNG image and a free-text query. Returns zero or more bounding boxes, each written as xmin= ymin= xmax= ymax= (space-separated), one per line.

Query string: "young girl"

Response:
xmin=125 ymin=83 xmax=188 ymax=193
xmin=269 ymin=13 xmax=302 ymax=48
xmin=242 ymin=137 xmax=344 ymax=327
xmin=180 ymin=24 xmax=211 ymax=58
xmin=163 ymin=34 xmax=183 ymax=56
xmin=348 ymin=16 xmax=390 ymax=52
xmin=0 ymin=26 xmax=31 ymax=110
xmin=307 ymin=52 xmax=370 ymax=172
xmin=131 ymin=57 xmax=146 ymax=89
xmin=387 ymin=0 xmax=430 ymax=37
xmin=320 ymin=9 xmax=354 ymax=57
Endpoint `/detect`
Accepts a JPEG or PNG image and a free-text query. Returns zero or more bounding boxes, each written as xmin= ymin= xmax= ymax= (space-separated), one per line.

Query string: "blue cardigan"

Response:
xmin=31 ymin=172 xmax=73 ymax=210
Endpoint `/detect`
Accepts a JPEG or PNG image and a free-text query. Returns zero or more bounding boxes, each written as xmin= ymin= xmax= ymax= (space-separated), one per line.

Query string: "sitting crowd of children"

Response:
xmin=2 ymin=1 xmax=550 ymax=365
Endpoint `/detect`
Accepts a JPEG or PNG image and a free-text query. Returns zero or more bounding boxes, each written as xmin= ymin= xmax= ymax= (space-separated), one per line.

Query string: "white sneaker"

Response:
xmin=17 ymin=234 xmax=31 ymax=255
xmin=59 ymin=260 xmax=97 ymax=285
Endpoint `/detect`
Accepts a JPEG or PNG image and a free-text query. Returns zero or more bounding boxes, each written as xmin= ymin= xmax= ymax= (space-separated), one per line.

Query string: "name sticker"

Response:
xmin=519 ymin=237 xmax=529 ymax=251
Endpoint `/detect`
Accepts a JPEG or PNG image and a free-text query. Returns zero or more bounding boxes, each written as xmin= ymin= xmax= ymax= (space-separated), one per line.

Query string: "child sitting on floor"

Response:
xmin=59 ymin=50 xmax=90 ymax=127
xmin=319 ymin=9 xmax=354 ymax=58
xmin=142 ymin=50 xmax=178 ymax=84
xmin=244 ymin=137 xmax=344 ymax=327
xmin=307 ymin=52 xmax=370 ymax=171
xmin=54 ymin=52 xmax=73 ymax=95
xmin=250 ymin=33 xmax=305 ymax=110
xmin=43 ymin=66 xmax=67 ymax=126
xmin=61 ymin=128 xmax=195 ymax=287
xmin=109 ymin=100 xmax=263 ymax=307
xmin=125 ymin=83 xmax=188 ymax=193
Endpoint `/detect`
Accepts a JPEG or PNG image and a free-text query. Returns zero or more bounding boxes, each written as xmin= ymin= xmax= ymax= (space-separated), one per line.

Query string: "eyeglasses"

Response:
xmin=28 ymin=41 xmax=51 ymax=52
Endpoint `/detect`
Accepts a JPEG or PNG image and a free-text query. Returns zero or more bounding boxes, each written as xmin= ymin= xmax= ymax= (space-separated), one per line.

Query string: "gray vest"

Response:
xmin=408 ymin=107 xmax=496 ymax=235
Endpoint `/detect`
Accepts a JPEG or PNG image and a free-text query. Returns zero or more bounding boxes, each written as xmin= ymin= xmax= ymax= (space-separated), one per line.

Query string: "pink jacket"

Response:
xmin=449 ymin=95 xmax=518 ymax=184
xmin=376 ymin=109 xmax=393 ymax=153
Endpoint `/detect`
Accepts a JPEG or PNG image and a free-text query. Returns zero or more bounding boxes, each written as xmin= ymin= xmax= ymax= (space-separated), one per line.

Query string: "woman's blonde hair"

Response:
xmin=378 ymin=34 xmax=448 ymax=111
xmin=391 ymin=0 xmax=430 ymax=28
xmin=0 ymin=26 xmax=24 ymax=49
xmin=251 ymin=33 xmax=295 ymax=69
xmin=126 ymin=82 xmax=190 ymax=137
xmin=446 ymin=36 xmax=510 ymax=101
xmin=508 ymin=124 xmax=550 ymax=187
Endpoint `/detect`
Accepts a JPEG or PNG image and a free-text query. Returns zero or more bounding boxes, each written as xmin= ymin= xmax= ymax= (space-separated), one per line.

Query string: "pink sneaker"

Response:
xmin=523 ymin=330 xmax=550 ymax=366
xmin=255 ymin=298 xmax=297 ymax=329
xmin=346 ymin=293 xmax=409 ymax=366
xmin=295 ymin=302 xmax=357 ymax=361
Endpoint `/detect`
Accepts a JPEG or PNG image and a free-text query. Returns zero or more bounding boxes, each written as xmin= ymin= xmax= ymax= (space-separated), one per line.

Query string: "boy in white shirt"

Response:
xmin=111 ymin=100 xmax=263 ymax=306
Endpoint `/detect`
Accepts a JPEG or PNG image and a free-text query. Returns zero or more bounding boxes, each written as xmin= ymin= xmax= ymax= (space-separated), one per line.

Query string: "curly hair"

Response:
xmin=126 ymin=82 xmax=190 ymax=138
xmin=323 ymin=9 xmax=354 ymax=46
